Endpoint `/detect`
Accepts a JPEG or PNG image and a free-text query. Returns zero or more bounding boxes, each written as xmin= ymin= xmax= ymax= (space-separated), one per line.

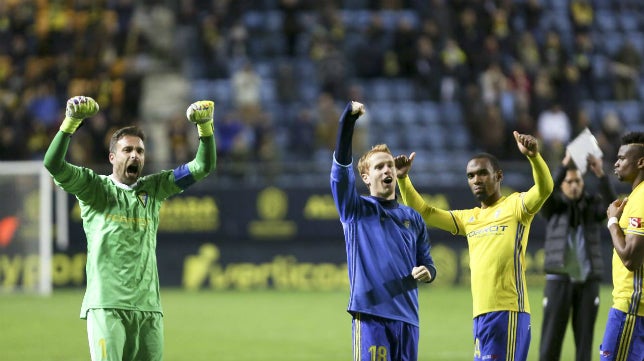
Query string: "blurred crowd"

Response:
xmin=1 ymin=0 xmax=643 ymax=179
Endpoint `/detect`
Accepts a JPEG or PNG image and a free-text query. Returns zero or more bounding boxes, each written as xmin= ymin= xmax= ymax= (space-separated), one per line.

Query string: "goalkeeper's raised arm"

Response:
xmin=44 ymin=96 xmax=217 ymax=189
xmin=44 ymin=95 xmax=99 ymax=175
xmin=177 ymin=100 xmax=217 ymax=186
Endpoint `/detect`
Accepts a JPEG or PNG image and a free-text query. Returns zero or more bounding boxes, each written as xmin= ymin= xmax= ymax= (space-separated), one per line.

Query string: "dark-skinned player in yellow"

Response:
xmin=395 ymin=131 xmax=553 ymax=361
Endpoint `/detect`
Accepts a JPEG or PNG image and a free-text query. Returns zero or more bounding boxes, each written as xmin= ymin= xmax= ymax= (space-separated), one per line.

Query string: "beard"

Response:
xmin=473 ymin=191 xmax=491 ymax=203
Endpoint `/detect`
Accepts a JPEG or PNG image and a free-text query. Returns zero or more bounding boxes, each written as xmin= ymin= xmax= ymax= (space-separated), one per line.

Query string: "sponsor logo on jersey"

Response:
xmin=629 ymin=217 xmax=642 ymax=228
xmin=466 ymin=224 xmax=509 ymax=237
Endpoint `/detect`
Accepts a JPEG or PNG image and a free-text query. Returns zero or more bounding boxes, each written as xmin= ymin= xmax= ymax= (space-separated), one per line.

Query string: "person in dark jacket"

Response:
xmin=539 ymin=151 xmax=616 ymax=361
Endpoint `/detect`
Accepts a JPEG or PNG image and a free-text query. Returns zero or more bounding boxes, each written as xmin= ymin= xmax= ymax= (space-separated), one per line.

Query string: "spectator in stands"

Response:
xmin=482 ymin=35 xmax=506 ymax=72
xmin=508 ymin=62 xmax=532 ymax=114
xmin=531 ymin=69 xmax=556 ymax=121
xmin=318 ymin=3 xmax=346 ymax=46
xmin=596 ymin=111 xmax=623 ymax=165
xmin=26 ymin=122 xmax=50 ymax=160
xmin=288 ymin=108 xmax=316 ymax=160
xmin=315 ymin=39 xmax=349 ymax=100
xmin=228 ymin=19 xmax=249 ymax=58
xmin=243 ymin=105 xmax=277 ymax=162
xmin=611 ymin=40 xmax=641 ymax=100
xmin=25 ymin=82 xmax=61 ymax=131
xmin=478 ymin=104 xmax=511 ymax=159
xmin=537 ymin=102 xmax=572 ymax=166
xmin=196 ymin=14 xmax=229 ymax=79
xmin=490 ymin=7 xmax=512 ymax=52
xmin=414 ymin=35 xmax=441 ymax=101
xmin=314 ymin=92 xmax=341 ymax=158
xmin=0 ymin=107 xmax=22 ymax=160
xmin=275 ymin=61 xmax=298 ymax=103
xmin=168 ymin=113 xmax=192 ymax=164
xmin=569 ymin=0 xmax=593 ymax=35
xmin=514 ymin=31 xmax=541 ymax=77
xmin=570 ymin=32 xmax=595 ymax=100
xmin=82 ymin=111 xmax=112 ymax=166
xmin=461 ymin=83 xmax=486 ymax=146
xmin=439 ymin=38 xmax=468 ymax=101
xmin=279 ymin=0 xmax=302 ymax=57
xmin=572 ymin=108 xmax=594 ymax=137
xmin=555 ymin=63 xmax=583 ymax=123
xmin=514 ymin=109 xmax=537 ymax=142
xmin=4 ymin=0 xmax=644 ymax=187
xmin=480 ymin=61 xmax=507 ymax=106
xmin=454 ymin=6 xmax=484 ymax=76
xmin=418 ymin=17 xmax=445 ymax=51
xmin=541 ymin=31 xmax=568 ymax=81
xmin=215 ymin=111 xmax=253 ymax=165
xmin=351 ymin=13 xmax=388 ymax=78
xmin=232 ymin=61 xmax=263 ymax=112
xmin=392 ymin=16 xmax=419 ymax=77
xmin=417 ymin=0 xmax=450 ymax=42
xmin=521 ymin=0 xmax=543 ymax=34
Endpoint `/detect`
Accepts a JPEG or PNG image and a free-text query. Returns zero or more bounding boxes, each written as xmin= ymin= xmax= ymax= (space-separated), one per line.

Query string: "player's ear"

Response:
xmin=108 ymin=152 xmax=115 ymax=164
xmin=361 ymin=172 xmax=370 ymax=187
xmin=496 ymin=170 xmax=503 ymax=183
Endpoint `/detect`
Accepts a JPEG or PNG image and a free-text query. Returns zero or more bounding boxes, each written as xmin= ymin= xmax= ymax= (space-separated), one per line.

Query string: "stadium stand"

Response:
xmin=1 ymin=0 xmax=643 ymax=187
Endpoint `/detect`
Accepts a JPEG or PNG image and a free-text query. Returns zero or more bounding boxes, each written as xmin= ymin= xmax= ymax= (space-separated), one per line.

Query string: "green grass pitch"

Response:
xmin=0 ymin=286 xmax=612 ymax=361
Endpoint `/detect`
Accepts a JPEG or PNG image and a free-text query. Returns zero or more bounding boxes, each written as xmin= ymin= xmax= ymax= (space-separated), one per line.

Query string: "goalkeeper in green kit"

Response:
xmin=44 ymin=96 xmax=217 ymax=361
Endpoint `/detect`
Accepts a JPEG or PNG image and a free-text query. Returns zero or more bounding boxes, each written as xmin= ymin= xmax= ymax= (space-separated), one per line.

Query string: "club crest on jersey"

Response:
xmin=137 ymin=191 xmax=148 ymax=207
xmin=404 ymin=220 xmax=411 ymax=228
xmin=630 ymin=217 xmax=642 ymax=228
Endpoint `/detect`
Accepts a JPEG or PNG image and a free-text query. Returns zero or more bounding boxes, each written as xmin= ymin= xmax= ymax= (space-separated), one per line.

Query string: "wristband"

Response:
xmin=607 ymin=217 xmax=619 ymax=229
xmin=59 ymin=116 xmax=83 ymax=134
xmin=196 ymin=120 xmax=214 ymax=137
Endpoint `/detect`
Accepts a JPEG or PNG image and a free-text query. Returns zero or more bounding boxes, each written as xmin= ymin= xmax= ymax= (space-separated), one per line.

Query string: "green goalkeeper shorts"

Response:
xmin=86 ymin=308 xmax=163 ymax=361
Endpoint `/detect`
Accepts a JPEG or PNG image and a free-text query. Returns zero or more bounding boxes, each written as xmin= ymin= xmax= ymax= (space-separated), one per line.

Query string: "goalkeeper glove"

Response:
xmin=186 ymin=100 xmax=215 ymax=137
xmin=60 ymin=96 xmax=99 ymax=134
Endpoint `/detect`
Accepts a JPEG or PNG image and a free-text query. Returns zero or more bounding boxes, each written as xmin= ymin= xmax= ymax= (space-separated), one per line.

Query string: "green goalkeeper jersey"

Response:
xmin=63 ymin=167 xmax=179 ymax=318
xmin=44 ymin=131 xmax=216 ymax=318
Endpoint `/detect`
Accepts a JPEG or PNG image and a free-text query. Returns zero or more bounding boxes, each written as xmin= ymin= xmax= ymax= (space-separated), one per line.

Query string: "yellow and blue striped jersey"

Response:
xmin=398 ymin=154 xmax=552 ymax=318
xmin=450 ymin=194 xmax=534 ymax=317
xmin=612 ymin=181 xmax=644 ymax=316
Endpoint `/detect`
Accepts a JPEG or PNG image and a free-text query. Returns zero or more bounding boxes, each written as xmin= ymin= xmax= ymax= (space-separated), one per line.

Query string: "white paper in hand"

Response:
xmin=566 ymin=128 xmax=603 ymax=174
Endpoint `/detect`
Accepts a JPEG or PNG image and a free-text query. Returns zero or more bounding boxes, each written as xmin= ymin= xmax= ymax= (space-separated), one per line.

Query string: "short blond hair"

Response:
xmin=357 ymin=144 xmax=393 ymax=175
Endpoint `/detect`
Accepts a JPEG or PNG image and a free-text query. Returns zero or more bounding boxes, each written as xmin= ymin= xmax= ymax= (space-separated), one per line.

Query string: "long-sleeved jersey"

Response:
xmin=331 ymin=158 xmax=436 ymax=326
xmin=44 ymin=132 xmax=216 ymax=318
xmin=612 ymin=181 xmax=644 ymax=316
xmin=399 ymin=154 xmax=552 ymax=317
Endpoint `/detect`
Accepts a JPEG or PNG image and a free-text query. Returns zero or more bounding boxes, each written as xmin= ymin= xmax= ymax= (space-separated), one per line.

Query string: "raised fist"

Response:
xmin=65 ymin=96 xmax=99 ymax=120
xmin=350 ymin=101 xmax=365 ymax=116
xmin=186 ymin=100 xmax=215 ymax=125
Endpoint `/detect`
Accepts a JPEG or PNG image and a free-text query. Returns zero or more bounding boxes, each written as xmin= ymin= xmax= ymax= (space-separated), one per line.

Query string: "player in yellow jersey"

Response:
xmin=600 ymin=131 xmax=644 ymax=361
xmin=395 ymin=131 xmax=553 ymax=361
